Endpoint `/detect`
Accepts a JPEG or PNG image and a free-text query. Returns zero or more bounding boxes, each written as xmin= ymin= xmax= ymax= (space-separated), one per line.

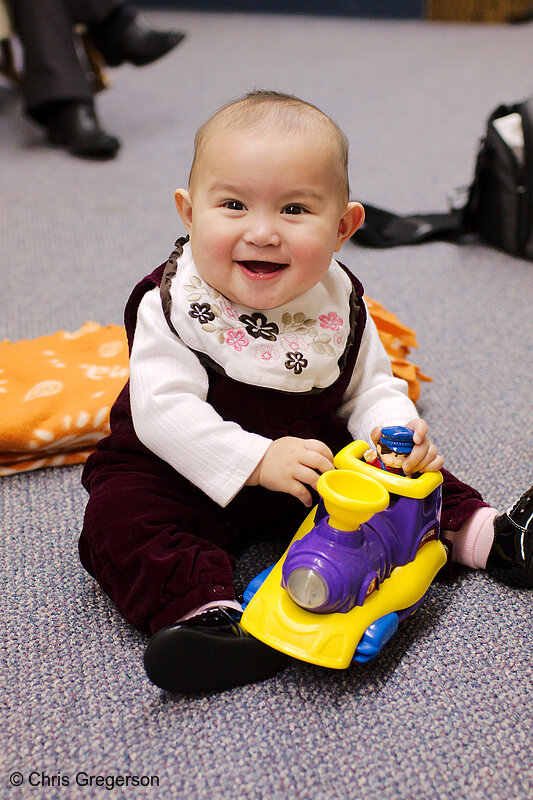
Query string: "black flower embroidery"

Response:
xmin=189 ymin=302 xmax=215 ymax=324
xmin=239 ymin=313 xmax=279 ymax=341
xmin=285 ymin=351 xmax=308 ymax=375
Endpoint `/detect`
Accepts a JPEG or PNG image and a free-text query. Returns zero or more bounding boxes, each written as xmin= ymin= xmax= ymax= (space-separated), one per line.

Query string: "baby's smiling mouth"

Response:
xmin=238 ymin=260 xmax=289 ymax=276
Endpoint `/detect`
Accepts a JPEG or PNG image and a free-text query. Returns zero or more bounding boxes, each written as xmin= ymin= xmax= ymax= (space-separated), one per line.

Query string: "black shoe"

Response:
xmin=92 ymin=15 xmax=185 ymax=68
xmin=46 ymin=100 xmax=120 ymax=159
xmin=487 ymin=484 xmax=533 ymax=587
xmin=144 ymin=606 xmax=286 ymax=694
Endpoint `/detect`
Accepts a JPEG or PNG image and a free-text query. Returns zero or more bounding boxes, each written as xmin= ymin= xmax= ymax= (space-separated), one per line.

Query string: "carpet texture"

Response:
xmin=1 ymin=10 xmax=532 ymax=799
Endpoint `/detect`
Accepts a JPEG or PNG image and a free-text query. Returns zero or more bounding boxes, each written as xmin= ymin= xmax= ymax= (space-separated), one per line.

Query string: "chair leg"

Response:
xmin=79 ymin=29 xmax=111 ymax=93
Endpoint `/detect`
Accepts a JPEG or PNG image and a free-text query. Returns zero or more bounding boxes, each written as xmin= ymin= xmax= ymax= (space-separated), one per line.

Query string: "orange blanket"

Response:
xmin=0 ymin=301 xmax=430 ymax=476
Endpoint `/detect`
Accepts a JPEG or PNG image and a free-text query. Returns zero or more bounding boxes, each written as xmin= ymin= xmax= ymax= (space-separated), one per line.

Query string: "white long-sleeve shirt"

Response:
xmin=129 ymin=244 xmax=417 ymax=507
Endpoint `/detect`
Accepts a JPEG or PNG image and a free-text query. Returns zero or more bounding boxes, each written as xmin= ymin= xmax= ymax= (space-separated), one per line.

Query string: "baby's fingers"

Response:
xmin=304 ymin=439 xmax=334 ymax=462
xmin=301 ymin=440 xmax=334 ymax=474
xmin=405 ymin=442 xmax=443 ymax=474
xmin=290 ymin=468 xmax=316 ymax=507
xmin=301 ymin=451 xmax=335 ymax=477
xmin=407 ymin=418 xmax=427 ymax=445
xmin=418 ymin=452 xmax=444 ymax=473
xmin=370 ymin=426 xmax=383 ymax=448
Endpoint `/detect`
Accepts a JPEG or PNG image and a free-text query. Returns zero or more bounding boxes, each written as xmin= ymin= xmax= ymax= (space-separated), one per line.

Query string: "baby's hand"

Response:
xmin=371 ymin=419 xmax=444 ymax=476
xmin=247 ymin=437 xmax=335 ymax=507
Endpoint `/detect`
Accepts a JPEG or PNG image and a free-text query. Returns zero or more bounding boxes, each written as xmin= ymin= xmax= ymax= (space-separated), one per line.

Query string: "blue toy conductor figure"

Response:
xmin=363 ymin=425 xmax=416 ymax=475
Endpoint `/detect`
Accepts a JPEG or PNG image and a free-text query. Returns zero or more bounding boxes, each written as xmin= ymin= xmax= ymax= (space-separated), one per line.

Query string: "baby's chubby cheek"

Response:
xmin=190 ymin=235 xmax=229 ymax=276
xmin=291 ymin=232 xmax=337 ymax=272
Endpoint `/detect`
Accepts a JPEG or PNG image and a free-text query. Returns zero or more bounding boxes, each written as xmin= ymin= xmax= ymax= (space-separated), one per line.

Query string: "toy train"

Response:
xmin=241 ymin=439 xmax=447 ymax=667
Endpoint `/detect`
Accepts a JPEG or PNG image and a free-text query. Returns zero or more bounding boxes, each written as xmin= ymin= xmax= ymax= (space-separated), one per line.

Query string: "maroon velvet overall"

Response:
xmin=79 ymin=256 xmax=487 ymax=634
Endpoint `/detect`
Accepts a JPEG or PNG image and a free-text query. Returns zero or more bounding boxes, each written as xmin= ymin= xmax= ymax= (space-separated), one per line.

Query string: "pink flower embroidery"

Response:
xmin=225 ymin=329 xmax=249 ymax=351
xmin=281 ymin=335 xmax=307 ymax=352
xmin=255 ymin=346 xmax=280 ymax=366
xmin=319 ymin=312 xmax=343 ymax=331
xmin=220 ymin=299 xmax=239 ymax=320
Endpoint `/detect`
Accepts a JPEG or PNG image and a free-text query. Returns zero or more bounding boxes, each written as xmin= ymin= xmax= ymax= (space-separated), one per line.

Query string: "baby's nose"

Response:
xmin=243 ymin=215 xmax=281 ymax=247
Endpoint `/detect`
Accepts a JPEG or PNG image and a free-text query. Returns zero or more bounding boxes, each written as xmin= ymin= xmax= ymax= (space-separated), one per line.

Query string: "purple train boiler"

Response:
xmin=281 ymin=467 xmax=443 ymax=615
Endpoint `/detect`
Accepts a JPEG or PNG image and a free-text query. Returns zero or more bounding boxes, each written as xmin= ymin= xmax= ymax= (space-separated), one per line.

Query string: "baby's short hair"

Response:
xmin=188 ymin=90 xmax=350 ymax=205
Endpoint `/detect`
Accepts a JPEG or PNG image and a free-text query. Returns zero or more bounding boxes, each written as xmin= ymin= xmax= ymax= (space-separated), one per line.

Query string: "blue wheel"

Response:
xmin=242 ymin=564 xmax=275 ymax=609
xmin=352 ymin=612 xmax=399 ymax=663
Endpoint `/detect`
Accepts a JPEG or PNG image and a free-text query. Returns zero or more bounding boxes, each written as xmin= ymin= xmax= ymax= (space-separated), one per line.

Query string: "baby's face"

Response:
xmin=176 ymin=126 xmax=360 ymax=310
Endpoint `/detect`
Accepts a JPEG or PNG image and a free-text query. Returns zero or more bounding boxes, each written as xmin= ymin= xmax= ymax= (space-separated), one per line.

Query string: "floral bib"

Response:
xmin=161 ymin=240 xmax=356 ymax=393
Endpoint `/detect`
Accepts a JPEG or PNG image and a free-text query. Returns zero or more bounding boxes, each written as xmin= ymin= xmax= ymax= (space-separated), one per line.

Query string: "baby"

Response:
xmin=79 ymin=91 xmax=533 ymax=694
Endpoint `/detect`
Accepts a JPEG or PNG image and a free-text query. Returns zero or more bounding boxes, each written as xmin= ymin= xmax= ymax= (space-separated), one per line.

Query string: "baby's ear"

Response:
xmin=174 ymin=188 xmax=193 ymax=232
xmin=335 ymin=202 xmax=365 ymax=250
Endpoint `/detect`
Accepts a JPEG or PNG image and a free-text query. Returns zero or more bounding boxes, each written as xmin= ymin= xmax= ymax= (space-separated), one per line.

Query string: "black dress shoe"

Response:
xmin=92 ymin=16 xmax=185 ymax=68
xmin=144 ymin=606 xmax=287 ymax=694
xmin=487 ymin=484 xmax=533 ymax=587
xmin=46 ymin=101 xmax=120 ymax=159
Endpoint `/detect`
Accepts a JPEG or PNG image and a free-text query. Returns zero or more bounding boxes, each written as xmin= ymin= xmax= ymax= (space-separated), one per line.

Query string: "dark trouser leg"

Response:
xmin=79 ymin=455 xmax=237 ymax=635
xmin=440 ymin=467 xmax=490 ymax=532
xmin=438 ymin=466 xmax=493 ymax=572
xmin=11 ymin=0 xmax=123 ymax=114
xmin=68 ymin=0 xmax=125 ymax=25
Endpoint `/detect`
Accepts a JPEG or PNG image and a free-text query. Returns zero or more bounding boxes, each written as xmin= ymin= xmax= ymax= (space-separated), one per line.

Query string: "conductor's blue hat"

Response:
xmin=379 ymin=426 xmax=414 ymax=454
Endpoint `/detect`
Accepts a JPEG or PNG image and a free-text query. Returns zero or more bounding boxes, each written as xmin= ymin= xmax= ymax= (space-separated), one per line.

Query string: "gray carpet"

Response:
xmin=1 ymin=10 xmax=532 ymax=799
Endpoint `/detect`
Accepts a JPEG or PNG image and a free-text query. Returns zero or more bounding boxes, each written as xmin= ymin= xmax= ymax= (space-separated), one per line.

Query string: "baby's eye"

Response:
xmin=223 ymin=200 xmax=245 ymax=211
xmin=283 ymin=204 xmax=306 ymax=215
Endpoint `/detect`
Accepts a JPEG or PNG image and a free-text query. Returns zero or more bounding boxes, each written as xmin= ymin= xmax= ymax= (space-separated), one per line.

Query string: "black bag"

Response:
xmin=352 ymin=98 xmax=533 ymax=260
